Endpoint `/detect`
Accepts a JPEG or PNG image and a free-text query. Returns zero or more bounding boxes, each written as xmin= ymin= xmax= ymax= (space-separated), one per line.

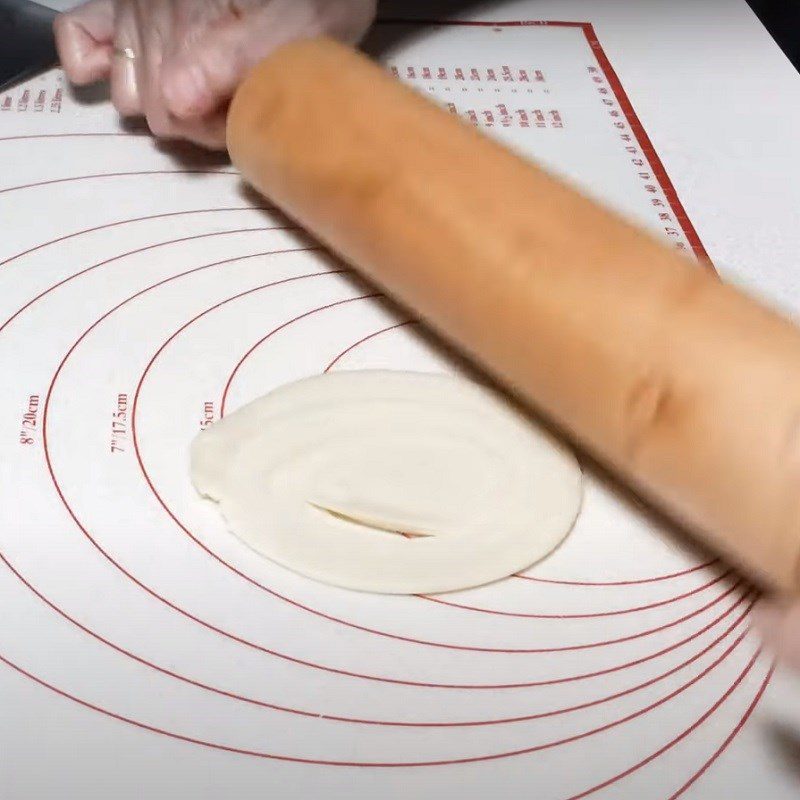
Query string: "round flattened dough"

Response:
xmin=191 ymin=371 xmax=582 ymax=594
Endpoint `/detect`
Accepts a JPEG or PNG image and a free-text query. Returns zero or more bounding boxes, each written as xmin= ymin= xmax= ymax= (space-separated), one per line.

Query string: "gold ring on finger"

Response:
xmin=112 ymin=46 xmax=136 ymax=61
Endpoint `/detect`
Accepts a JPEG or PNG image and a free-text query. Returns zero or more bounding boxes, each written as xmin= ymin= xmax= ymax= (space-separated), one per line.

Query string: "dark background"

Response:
xmin=747 ymin=0 xmax=800 ymax=69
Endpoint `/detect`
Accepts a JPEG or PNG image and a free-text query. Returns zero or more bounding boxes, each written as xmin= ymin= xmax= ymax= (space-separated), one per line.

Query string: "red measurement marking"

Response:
xmin=34 ymin=90 xmax=46 ymax=112
xmin=18 ymin=394 xmax=39 ymax=446
xmin=17 ymin=89 xmax=29 ymax=112
xmin=199 ymin=401 xmax=215 ymax=430
xmin=110 ymin=393 xmax=128 ymax=454
xmin=422 ymin=66 xmax=432 ymax=79
xmin=496 ymin=104 xmax=512 ymax=126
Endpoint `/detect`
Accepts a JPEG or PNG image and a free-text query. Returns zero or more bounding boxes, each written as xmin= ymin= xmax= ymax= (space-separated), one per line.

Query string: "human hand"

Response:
xmin=54 ymin=0 xmax=377 ymax=149
xmin=753 ymin=599 xmax=800 ymax=670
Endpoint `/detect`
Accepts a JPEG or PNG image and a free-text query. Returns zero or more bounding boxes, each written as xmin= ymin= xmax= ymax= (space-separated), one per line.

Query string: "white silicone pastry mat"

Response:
xmin=2 ymin=9 xmax=800 ymax=799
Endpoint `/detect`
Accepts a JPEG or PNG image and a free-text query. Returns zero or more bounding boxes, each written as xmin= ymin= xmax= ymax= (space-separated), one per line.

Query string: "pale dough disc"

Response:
xmin=191 ymin=371 xmax=582 ymax=594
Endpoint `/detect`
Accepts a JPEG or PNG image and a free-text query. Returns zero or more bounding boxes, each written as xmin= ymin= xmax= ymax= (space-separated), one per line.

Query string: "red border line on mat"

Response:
xmin=578 ymin=22 xmax=710 ymax=263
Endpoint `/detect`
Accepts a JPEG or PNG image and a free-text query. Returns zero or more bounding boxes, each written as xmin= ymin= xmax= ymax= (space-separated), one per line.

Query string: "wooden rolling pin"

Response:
xmin=227 ymin=37 xmax=800 ymax=593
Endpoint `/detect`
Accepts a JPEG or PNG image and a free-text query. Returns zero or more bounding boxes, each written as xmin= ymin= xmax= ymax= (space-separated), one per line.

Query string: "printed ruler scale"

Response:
xmin=0 ymin=15 xmax=792 ymax=800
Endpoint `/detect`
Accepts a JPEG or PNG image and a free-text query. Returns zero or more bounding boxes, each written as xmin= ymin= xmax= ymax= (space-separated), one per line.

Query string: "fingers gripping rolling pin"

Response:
xmin=227 ymin=38 xmax=800 ymax=593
